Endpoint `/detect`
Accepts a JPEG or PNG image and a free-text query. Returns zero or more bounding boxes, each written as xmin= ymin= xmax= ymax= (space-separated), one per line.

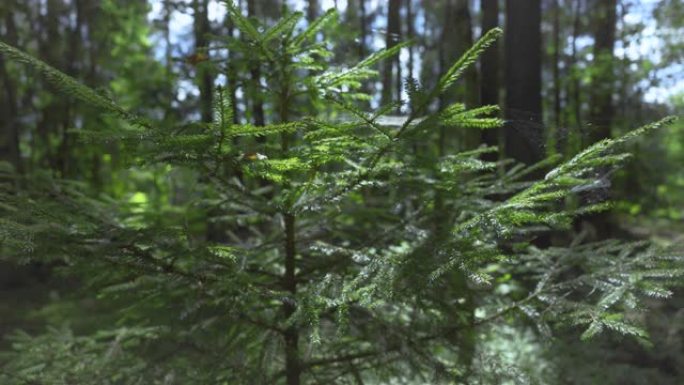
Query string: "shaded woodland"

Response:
xmin=0 ymin=0 xmax=683 ymax=384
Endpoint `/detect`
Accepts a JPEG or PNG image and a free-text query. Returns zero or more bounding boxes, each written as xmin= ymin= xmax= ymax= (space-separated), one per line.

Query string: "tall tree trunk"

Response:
xmin=458 ymin=0 xmax=477 ymax=109
xmin=504 ymin=0 xmax=543 ymax=165
xmin=439 ymin=0 xmax=476 ymax=108
xmin=586 ymin=0 xmax=617 ymax=238
xmin=194 ymin=0 xmax=213 ymax=123
xmin=38 ymin=0 xmax=65 ymax=170
xmin=225 ymin=8 xmax=239 ymax=125
xmin=456 ymin=0 xmax=478 ymax=149
xmin=358 ymin=0 xmax=367 ymax=59
xmin=406 ymin=0 xmax=414 ymax=83
xmin=86 ymin=0 xmax=104 ymax=192
xmin=433 ymin=3 xmax=478 ymax=377
xmin=196 ymin=0 xmax=226 ymax=243
xmin=617 ymin=1 xmax=628 ymax=122
xmin=283 ymin=213 xmax=300 ymax=385
xmin=247 ymin=0 xmax=265 ymax=128
xmin=0 ymin=1 xmax=43 ymax=292
xmin=163 ymin=0 xmax=174 ymax=72
xmin=0 ymin=5 xmax=21 ymax=173
xmin=569 ymin=0 xmax=582 ymax=132
xmin=381 ymin=0 xmax=401 ymax=106
xmin=479 ymin=0 xmax=500 ymax=156
xmin=307 ymin=0 xmax=318 ymax=22
xmin=278 ymin=70 xmax=300 ymax=385
xmin=552 ymin=0 xmax=562 ymax=130
xmin=56 ymin=0 xmax=85 ymax=177
xmin=588 ymin=0 xmax=617 ymax=143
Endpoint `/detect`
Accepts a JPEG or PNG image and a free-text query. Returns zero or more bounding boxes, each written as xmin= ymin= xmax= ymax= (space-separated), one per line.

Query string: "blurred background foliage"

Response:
xmin=0 ymin=0 xmax=683 ymax=384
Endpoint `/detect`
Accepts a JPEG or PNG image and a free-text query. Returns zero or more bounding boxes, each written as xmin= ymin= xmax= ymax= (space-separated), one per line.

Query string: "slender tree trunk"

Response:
xmin=307 ymin=0 xmax=318 ymax=22
xmin=0 ymin=61 xmax=21 ymax=170
xmin=278 ymin=63 xmax=300 ymax=385
xmin=586 ymin=0 xmax=617 ymax=238
xmin=552 ymin=0 xmax=562 ymax=130
xmin=196 ymin=0 xmax=228 ymax=242
xmin=0 ymin=1 xmax=45 ymax=292
xmin=85 ymin=1 xmax=106 ymax=192
xmin=433 ymin=3 xmax=478 ymax=375
xmin=457 ymin=0 xmax=478 ymax=149
xmin=247 ymin=0 xmax=265 ymax=128
xmin=56 ymin=0 xmax=85 ymax=177
xmin=617 ymin=1 xmax=628 ymax=121
xmin=0 ymin=53 xmax=24 ymax=291
xmin=394 ymin=0 xmax=403 ymax=107
xmin=458 ymin=0 xmax=477 ymax=109
xmin=569 ymin=0 xmax=582 ymax=132
xmin=382 ymin=0 xmax=401 ymax=106
xmin=437 ymin=1 xmax=450 ymax=110
xmin=434 ymin=87 xmax=475 ymax=382
xmin=406 ymin=0 xmax=414 ymax=83
xmin=194 ymin=0 xmax=213 ymax=123
xmin=225 ymin=10 xmax=239 ymax=124
xmin=588 ymin=0 xmax=617 ymax=143
xmin=283 ymin=212 xmax=300 ymax=385
xmin=504 ymin=0 xmax=543 ymax=165
xmin=439 ymin=0 xmax=476 ymax=109
xmin=358 ymin=0 xmax=367 ymax=59
xmin=480 ymin=0 xmax=500 ymax=157
xmin=39 ymin=0 xmax=65 ymax=170
xmin=163 ymin=0 xmax=173 ymax=72
xmin=0 ymin=6 xmax=21 ymax=173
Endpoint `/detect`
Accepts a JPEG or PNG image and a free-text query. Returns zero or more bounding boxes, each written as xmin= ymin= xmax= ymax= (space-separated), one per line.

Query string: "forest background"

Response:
xmin=0 ymin=0 xmax=683 ymax=384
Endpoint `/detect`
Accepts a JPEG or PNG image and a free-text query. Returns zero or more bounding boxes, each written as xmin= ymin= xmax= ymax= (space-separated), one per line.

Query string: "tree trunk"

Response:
xmin=163 ymin=0 xmax=173 ymax=72
xmin=38 ymin=0 xmax=65 ymax=170
xmin=479 ymin=0 xmax=500 ymax=157
xmin=457 ymin=0 xmax=477 ymax=109
xmin=457 ymin=0 xmax=478 ymax=150
xmin=279 ymin=69 xmax=300 ymax=385
xmin=504 ymin=0 xmax=543 ymax=165
xmin=588 ymin=0 xmax=617 ymax=143
xmin=552 ymin=0 xmax=562 ymax=131
xmin=307 ymin=0 xmax=318 ymax=22
xmin=0 ymin=6 xmax=21 ymax=173
xmin=225 ymin=7 xmax=239 ymax=125
xmin=283 ymin=213 xmax=300 ymax=385
xmin=406 ymin=0 xmax=414 ymax=83
xmin=358 ymin=0 xmax=367 ymax=59
xmin=569 ymin=0 xmax=582 ymax=133
xmin=439 ymin=0 xmax=477 ymax=108
xmin=247 ymin=0 xmax=265 ymax=128
xmin=381 ymin=0 xmax=401 ymax=106
xmin=56 ymin=0 xmax=85 ymax=177
xmin=586 ymin=0 xmax=617 ymax=238
xmin=193 ymin=0 xmax=213 ymax=123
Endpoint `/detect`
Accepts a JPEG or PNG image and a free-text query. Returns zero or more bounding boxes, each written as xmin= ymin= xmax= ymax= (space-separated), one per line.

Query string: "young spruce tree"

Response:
xmin=0 ymin=3 xmax=682 ymax=384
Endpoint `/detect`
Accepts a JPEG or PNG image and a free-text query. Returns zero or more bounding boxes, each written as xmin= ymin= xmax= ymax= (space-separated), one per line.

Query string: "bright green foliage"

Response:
xmin=0 ymin=4 xmax=681 ymax=385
